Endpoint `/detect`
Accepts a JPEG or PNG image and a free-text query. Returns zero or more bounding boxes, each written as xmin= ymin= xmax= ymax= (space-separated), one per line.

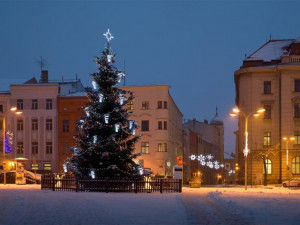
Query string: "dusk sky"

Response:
xmin=1 ymin=0 xmax=300 ymax=155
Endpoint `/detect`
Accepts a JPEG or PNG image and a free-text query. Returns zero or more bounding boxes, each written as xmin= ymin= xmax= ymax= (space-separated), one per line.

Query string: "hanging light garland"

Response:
xmin=189 ymin=154 xmax=224 ymax=170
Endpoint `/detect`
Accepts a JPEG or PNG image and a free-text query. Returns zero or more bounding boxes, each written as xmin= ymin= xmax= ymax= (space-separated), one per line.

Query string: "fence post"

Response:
xmin=160 ymin=179 xmax=163 ymax=194
xmin=76 ymin=178 xmax=79 ymax=192
xmin=179 ymin=179 xmax=182 ymax=193
xmin=134 ymin=179 xmax=138 ymax=193
xmin=52 ymin=176 xmax=55 ymax=191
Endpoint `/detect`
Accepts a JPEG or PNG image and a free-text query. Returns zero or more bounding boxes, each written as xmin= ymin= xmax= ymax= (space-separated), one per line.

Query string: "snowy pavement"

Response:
xmin=0 ymin=184 xmax=300 ymax=225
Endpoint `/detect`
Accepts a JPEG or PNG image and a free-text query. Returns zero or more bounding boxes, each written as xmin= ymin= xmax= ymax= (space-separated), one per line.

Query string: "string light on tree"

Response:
xmin=104 ymin=114 xmax=109 ymax=124
xmin=98 ymin=93 xmax=104 ymax=103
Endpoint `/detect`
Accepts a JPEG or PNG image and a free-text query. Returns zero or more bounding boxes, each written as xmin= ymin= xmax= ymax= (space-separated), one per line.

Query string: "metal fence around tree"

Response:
xmin=41 ymin=174 xmax=182 ymax=193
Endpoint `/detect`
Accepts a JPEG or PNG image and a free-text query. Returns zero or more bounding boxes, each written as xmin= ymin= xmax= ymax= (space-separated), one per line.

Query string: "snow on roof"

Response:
xmin=246 ymin=39 xmax=294 ymax=62
xmin=63 ymin=91 xmax=87 ymax=97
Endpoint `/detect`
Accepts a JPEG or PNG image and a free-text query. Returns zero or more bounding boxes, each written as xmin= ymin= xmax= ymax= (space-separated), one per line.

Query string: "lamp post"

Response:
xmin=1 ymin=106 xmax=22 ymax=185
xmin=230 ymin=107 xmax=265 ymax=190
xmin=282 ymin=136 xmax=294 ymax=185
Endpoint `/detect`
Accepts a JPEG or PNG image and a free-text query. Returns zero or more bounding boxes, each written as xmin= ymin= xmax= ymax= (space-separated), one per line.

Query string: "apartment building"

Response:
xmin=183 ymin=111 xmax=224 ymax=185
xmin=234 ymin=37 xmax=300 ymax=184
xmin=3 ymin=71 xmax=84 ymax=173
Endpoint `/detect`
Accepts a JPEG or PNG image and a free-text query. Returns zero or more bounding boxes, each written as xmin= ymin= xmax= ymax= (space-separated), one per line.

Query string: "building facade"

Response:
xmin=1 ymin=70 xmax=85 ymax=173
xmin=57 ymin=85 xmax=183 ymax=176
xmin=234 ymin=37 xmax=300 ymax=184
xmin=183 ymin=112 xmax=224 ymax=185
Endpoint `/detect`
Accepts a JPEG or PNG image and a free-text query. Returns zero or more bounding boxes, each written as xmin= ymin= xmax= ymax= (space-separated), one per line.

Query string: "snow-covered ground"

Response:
xmin=0 ymin=184 xmax=299 ymax=225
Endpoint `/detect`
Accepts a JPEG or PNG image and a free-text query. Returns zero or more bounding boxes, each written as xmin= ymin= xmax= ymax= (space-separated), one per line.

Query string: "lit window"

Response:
xmin=17 ymin=142 xmax=24 ymax=154
xmin=295 ymin=131 xmax=300 ymax=145
xmin=31 ymin=163 xmax=39 ymax=171
xmin=158 ymin=143 xmax=167 ymax=152
xmin=46 ymin=142 xmax=52 ymax=154
xmin=141 ymin=120 xmax=149 ymax=131
xmin=292 ymin=157 xmax=300 ymax=174
xmin=46 ymin=99 xmax=52 ymax=110
xmin=32 ymin=118 xmax=38 ymax=130
xmin=263 ymin=159 xmax=272 ymax=174
xmin=141 ymin=142 xmax=149 ymax=154
xmin=263 ymin=132 xmax=271 ymax=146
xmin=46 ymin=119 xmax=52 ymax=130
xmin=44 ymin=163 xmax=52 ymax=171
xmin=32 ymin=142 xmax=38 ymax=154
xmin=63 ymin=120 xmax=69 ymax=132
xmin=263 ymin=81 xmax=271 ymax=94
xmin=127 ymin=100 xmax=134 ymax=110
xmin=32 ymin=99 xmax=38 ymax=110
xmin=142 ymin=101 xmax=149 ymax=110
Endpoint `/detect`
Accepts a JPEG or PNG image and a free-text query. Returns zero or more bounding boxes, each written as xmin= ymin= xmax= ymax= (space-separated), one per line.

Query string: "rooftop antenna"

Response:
xmin=75 ymin=74 xmax=78 ymax=80
xmin=36 ymin=56 xmax=46 ymax=74
xmin=123 ymin=59 xmax=126 ymax=86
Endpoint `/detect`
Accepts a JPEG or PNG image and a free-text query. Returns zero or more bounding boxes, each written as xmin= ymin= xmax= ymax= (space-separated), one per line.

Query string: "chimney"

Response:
xmin=41 ymin=70 xmax=48 ymax=83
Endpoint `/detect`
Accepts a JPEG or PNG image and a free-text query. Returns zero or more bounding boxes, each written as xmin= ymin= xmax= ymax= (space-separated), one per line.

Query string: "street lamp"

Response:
xmin=1 ymin=106 xmax=22 ymax=185
xmin=230 ymin=107 xmax=265 ymax=190
xmin=282 ymin=136 xmax=295 ymax=184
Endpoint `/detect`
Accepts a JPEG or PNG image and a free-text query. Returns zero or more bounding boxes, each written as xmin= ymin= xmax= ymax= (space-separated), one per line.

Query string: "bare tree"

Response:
xmin=253 ymin=144 xmax=279 ymax=186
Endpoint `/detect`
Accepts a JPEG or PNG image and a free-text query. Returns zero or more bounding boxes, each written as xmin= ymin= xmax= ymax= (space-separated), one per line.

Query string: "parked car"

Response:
xmin=282 ymin=180 xmax=300 ymax=187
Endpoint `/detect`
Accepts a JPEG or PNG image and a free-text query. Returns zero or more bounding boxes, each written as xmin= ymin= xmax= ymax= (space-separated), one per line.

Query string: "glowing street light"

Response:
xmin=1 ymin=106 xmax=22 ymax=185
xmin=230 ymin=107 xmax=265 ymax=190
xmin=282 ymin=136 xmax=295 ymax=184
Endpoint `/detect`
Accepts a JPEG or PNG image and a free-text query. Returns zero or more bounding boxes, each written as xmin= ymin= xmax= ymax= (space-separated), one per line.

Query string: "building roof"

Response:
xmin=245 ymin=39 xmax=293 ymax=62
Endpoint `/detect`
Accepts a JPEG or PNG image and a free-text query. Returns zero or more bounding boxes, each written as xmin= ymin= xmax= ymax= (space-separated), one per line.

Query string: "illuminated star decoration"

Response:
xmin=103 ymin=29 xmax=114 ymax=42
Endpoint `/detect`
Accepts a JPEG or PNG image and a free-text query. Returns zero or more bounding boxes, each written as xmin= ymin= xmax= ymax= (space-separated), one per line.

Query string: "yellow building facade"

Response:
xmin=234 ymin=37 xmax=300 ymax=184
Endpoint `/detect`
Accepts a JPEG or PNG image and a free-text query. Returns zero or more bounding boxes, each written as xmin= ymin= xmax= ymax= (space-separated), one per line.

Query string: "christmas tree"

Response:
xmin=67 ymin=29 xmax=141 ymax=178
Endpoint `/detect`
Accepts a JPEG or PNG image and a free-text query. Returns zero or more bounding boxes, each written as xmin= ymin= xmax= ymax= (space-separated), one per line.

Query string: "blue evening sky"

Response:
xmin=1 ymin=0 xmax=300 ymax=155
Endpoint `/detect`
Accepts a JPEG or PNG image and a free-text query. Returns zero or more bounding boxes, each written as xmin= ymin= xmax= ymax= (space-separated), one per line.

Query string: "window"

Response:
xmin=17 ymin=119 xmax=23 ymax=131
xmin=263 ymin=81 xmax=271 ymax=94
xmin=127 ymin=100 xmax=134 ymax=110
xmin=292 ymin=157 xmax=300 ymax=174
xmin=158 ymin=143 xmax=167 ymax=152
xmin=141 ymin=142 xmax=149 ymax=154
xmin=46 ymin=142 xmax=52 ymax=154
xmin=44 ymin=163 xmax=52 ymax=171
xmin=32 ymin=99 xmax=38 ymax=110
xmin=0 ymin=104 xmax=3 ymax=113
xmin=295 ymin=103 xmax=300 ymax=118
xmin=32 ymin=142 xmax=38 ymax=154
xmin=31 ymin=163 xmax=39 ymax=171
xmin=17 ymin=99 xmax=23 ymax=110
xmin=46 ymin=99 xmax=52 ymax=110
xmin=63 ymin=120 xmax=69 ymax=132
xmin=295 ymin=79 xmax=300 ymax=92
xmin=164 ymin=101 xmax=167 ymax=109
xmin=141 ymin=120 xmax=149 ymax=131
xmin=17 ymin=142 xmax=24 ymax=154
xmin=164 ymin=121 xmax=167 ymax=130
xmin=263 ymin=132 xmax=271 ymax=146
xmin=264 ymin=105 xmax=271 ymax=119
xmin=158 ymin=121 xmax=162 ymax=130
xmin=158 ymin=101 xmax=162 ymax=109
xmin=32 ymin=119 xmax=38 ymax=130
xmin=142 ymin=101 xmax=149 ymax=110
xmin=46 ymin=119 xmax=52 ymax=130
xmin=295 ymin=131 xmax=300 ymax=145
xmin=263 ymin=159 xmax=272 ymax=174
